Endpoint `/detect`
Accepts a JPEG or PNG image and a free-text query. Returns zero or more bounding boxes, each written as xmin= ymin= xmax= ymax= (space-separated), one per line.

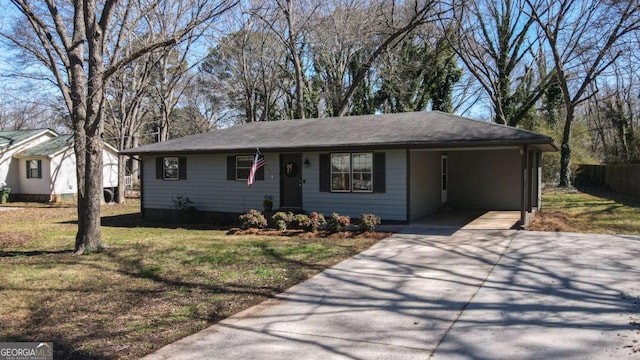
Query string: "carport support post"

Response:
xmin=520 ymin=145 xmax=528 ymax=228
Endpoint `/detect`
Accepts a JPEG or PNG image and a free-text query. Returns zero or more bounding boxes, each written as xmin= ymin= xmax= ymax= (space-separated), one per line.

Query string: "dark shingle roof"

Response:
xmin=20 ymin=134 xmax=73 ymax=157
xmin=122 ymin=111 xmax=557 ymax=155
xmin=0 ymin=129 xmax=52 ymax=150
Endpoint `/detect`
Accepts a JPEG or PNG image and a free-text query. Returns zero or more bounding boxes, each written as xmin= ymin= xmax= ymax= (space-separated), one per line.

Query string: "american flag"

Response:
xmin=248 ymin=149 xmax=265 ymax=187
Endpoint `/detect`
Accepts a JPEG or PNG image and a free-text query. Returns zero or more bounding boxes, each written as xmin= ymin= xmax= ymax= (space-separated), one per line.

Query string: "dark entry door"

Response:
xmin=280 ymin=153 xmax=303 ymax=209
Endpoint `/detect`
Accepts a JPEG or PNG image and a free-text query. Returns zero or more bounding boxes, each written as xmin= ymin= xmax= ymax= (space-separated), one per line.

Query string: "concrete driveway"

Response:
xmin=143 ymin=212 xmax=640 ymax=360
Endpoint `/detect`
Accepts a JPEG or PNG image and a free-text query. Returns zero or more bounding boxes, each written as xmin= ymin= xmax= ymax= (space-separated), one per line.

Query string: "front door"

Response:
xmin=280 ymin=153 xmax=303 ymax=209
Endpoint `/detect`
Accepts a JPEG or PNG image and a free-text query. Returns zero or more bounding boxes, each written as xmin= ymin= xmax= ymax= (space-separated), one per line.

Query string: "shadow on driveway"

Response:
xmin=142 ymin=217 xmax=640 ymax=360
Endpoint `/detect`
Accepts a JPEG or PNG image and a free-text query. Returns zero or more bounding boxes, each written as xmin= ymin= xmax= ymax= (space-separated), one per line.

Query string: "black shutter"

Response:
xmin=257 ymin=163 xmax=265 ymax=181
xmin=373 ymin=153 xmax=385 ymax=193
xmin=156 ymin=157 xmax=163 ymax=179
xmin=319 ymin=154 xmax=330 ymax=192
xmin=227 ymin=156 xmax=236 ymax=180
xmin=178 ymin=157 xmax=187 ymax=180
xmin=37 ymin=160 xmax=42 ymax=178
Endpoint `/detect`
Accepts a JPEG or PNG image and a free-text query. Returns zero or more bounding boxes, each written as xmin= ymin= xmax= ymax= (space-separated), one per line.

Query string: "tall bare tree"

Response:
xmin=250 ymin=0 xmax=318 ymax=119
xmin=201 ymin=26 xmax=290 ymax=123
xmin=3 ymin=0 xmax=236 ymax=254
xmin=527 ymin=0 xmax=640 ymax=186
xmin=585 ymin=61 xmax=640 ymax=164
xmin=104 ymin=41 xmax=155 ymax=204
xmin=446 ymin=0 xmax=551 ymax=126
xmin=334 ymin=0 xmax=442 ymax=116
xmin=309 ymin=0 xmax=374 ymax=116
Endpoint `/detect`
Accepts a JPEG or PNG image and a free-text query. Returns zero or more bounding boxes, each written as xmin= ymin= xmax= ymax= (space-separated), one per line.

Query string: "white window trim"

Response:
xmin=235 ymin=155 xmax=253 ymax=181
xmin=163 ymin=156 xmax=179 ymax=181
xmin=330 ymin=153 xmax=351 ymax=192
xmin=27 ymin=159 xmax=41 ymax=179
xmin=330 ymin=152 xmax=373 ymax=193
xmin=351 ymin=152 xmax=373 ymax=193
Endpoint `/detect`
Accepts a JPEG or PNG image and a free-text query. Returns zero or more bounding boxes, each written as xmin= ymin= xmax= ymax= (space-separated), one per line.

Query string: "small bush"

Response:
xmin=303 ymin=212 xmax=326 ymax=232
xmin=357 ymin=213 xmax=381 ymax=231
xmin=171 ymin=194 xmax=200 ymax=223
xmin=172 ymin=194 xmax=194 ymax=211
xmin=292 ymin=214 xmax=309 ymax=230
xmin=271 ymin=211 xmax=294 ymax=230
xmin=239 ymin=209 xmax=267 ymax=229
xmin=327 ymin=213 xmax=350 ymax=233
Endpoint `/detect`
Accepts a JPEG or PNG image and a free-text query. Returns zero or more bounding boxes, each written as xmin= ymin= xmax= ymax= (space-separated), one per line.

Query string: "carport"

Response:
xmin=408 ymin=143 xmax=550 ymax=228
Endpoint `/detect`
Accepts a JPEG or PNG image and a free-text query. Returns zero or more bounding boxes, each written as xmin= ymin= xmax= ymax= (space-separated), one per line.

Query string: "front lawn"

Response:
xmin=0 ymin=201 xmax=387 ymax=359
xmin=529 ymin=188 xmax=640 ymax=235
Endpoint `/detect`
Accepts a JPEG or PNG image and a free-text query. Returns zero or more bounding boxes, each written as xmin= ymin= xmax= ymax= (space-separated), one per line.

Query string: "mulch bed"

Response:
xmin=227 ymin=228 xmax=392 ymax=240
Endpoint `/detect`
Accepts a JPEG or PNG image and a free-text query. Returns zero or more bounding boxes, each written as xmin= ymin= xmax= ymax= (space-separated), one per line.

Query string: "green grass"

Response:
xmin=530 ymin=188 xmax=640 ymax=235
xmin=0 ymin=201 xmax=386 ymax=359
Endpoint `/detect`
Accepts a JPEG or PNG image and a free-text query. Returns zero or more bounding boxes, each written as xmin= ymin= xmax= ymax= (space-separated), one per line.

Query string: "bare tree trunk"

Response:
xmin=558 ymin=106 xmax=574 ymax=187
xmin=76 ymin=0 xmax=107 ymax=253
xmin=6 ymin=0 xmax=237 ymax=254
xmin=283 ymin=0 xmax=306 ymax=119
xmin=336 ymin=1 xmax=438 ymax=116
xmin=117 ymin=154 xmax=126 ymax=204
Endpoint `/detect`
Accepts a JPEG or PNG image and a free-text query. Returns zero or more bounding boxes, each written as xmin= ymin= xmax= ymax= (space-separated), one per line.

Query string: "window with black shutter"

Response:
xmin=319 ymin=152 xmax=384 ymax=193
xmin=227 ymin=155 xmax=264 ymax=181
xmin=155 ymin=156 xmax=187 ymax=180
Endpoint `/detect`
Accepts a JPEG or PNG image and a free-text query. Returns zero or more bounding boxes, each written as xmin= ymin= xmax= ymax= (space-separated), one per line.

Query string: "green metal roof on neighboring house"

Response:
xmin=0 ymin=129 xmax=53 ymax=150
xmin=19 ymin=134 xmax=74 ymax=157
xmin=122 ymin=111 xmax=558 ymax=155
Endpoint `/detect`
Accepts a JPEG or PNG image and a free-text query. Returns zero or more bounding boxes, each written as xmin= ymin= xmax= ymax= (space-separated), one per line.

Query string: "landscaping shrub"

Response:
xmin=271 ymin=211 xmax=294 ymax=230
xmin=357 ymin=213 xmax=381 ymax=231
xmin=171 ymin=194 xmax=200 ymax=223
xmin=292 ymin=214 xmax=309 ymax=230
xmin=239 ymin=209 xmax=267 ymax=229
xmin=303 ymin=212 xmax=326 ymax=232
xmin=327 ymin=213 xmax=350 ymax=232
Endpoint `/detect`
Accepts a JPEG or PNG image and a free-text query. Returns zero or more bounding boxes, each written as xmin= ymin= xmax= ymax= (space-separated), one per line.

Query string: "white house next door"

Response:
xmin=441 ymin=154 xmax=448 ymax=203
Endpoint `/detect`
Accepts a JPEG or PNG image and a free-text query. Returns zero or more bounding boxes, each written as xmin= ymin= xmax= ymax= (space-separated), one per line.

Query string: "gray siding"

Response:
xmin=142 ymin=148 xmax=524 ymax=222
xmin=302 ymin=150 xmax=407 ymax=222
xmin=142 ymin=153 xmax=280 ymax=213
xmin=448 ymin=149 xmax=521 ymax=210
xmin=143 ymin=150 xmax=407 ymax=222
xmin=409 ymin=151 xmax=442 ymax=221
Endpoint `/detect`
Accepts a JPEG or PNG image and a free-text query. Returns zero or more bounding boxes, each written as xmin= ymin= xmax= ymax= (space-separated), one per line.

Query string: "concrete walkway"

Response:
xmin=143 ymin=212 xmax=640 ymax=360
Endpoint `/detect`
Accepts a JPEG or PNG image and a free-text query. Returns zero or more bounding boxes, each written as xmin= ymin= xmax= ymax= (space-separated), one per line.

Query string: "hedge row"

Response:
xmin=239 ymin=210 xmax=381 ymax=232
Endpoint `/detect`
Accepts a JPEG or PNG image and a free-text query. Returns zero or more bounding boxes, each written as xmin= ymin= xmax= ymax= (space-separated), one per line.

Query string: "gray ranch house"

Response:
xmin=122 ymin=111 xmax=557 ymax=226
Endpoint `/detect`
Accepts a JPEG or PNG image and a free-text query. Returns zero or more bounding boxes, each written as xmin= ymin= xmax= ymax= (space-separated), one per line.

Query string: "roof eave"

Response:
xmin=1 ymin=129 xmax=57 ymax=152
xmin=121 ymin=139 xmax=558 ymax=156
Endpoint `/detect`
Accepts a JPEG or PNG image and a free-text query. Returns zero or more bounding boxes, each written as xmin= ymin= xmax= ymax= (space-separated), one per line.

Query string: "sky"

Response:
xmin=0 ymin=0 xmax=494 ymax=128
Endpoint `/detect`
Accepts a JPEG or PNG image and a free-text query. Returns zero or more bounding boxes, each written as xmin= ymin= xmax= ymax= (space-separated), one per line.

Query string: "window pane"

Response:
xmin=236 ymin=155 xmax=253 ymax=180
xmin=237 ymin=168 xmax=251 ymax=180
xmin=352 ymin=172 xmax=372 ymax=191
xmin=331 ymin=154 xmax=350 ymax=191
xmin=27 ymin=160 xmax=41 ymax=179
xmin=352 ymin=153 xmax=372 ymax=172
xmin=331 ymin=173 xmax=350 ymax=191
xmin=331 ymin=154 xmax=350 ymax=172
xmin=236 ymin=156 xmax=253 ymax=168
xmin=163 ymin=157 xmax=179 ymax=180
xmin=352 ymin=153 xmax=373 ymax=192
